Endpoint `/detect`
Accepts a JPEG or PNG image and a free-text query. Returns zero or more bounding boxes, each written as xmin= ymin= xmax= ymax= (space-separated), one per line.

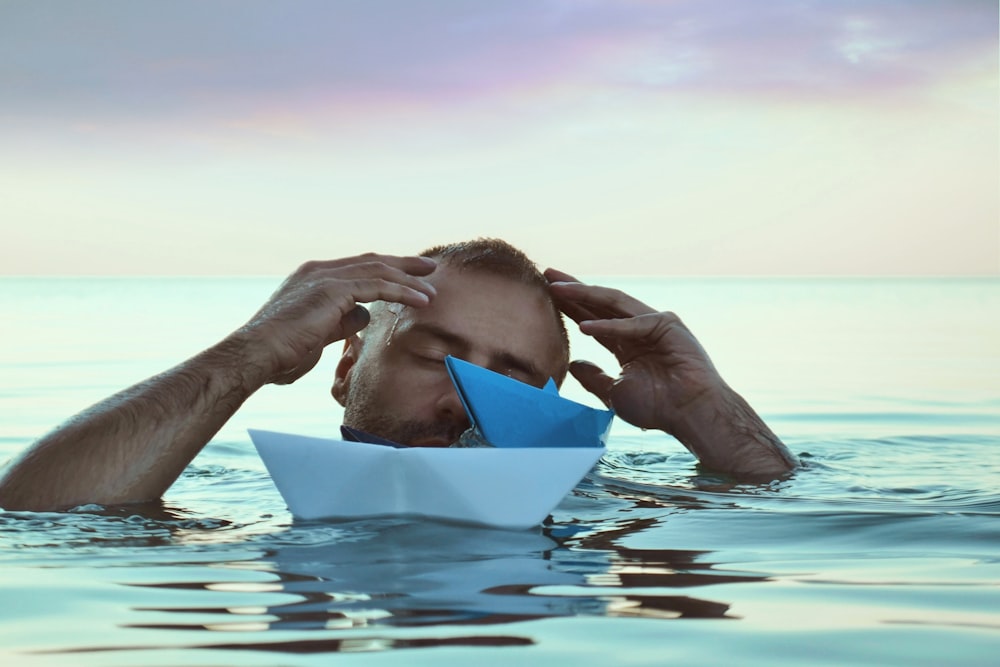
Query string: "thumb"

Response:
xmin=336 ymin=305 xmax=371 ymax=341
xmin=271 ymin=346 xmax=324 ymax=385
xmin=569 ymin=360 xmax=616 ymax=409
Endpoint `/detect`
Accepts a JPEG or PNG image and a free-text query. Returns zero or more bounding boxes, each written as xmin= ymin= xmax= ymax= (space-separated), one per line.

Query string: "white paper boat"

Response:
xmin=250 ymin=429 xmax=604 ymax=529
xmin=251 ymin=356 xmax=613 ymax=529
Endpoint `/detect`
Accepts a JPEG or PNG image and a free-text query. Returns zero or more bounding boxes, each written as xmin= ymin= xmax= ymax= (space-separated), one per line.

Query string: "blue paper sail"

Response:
xmin=444 ymin=356 xmax=613 ymax=448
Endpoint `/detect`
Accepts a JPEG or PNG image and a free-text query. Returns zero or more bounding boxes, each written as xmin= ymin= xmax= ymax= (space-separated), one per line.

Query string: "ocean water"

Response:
xmin=1 ymin=276 xmax=998 ymax=666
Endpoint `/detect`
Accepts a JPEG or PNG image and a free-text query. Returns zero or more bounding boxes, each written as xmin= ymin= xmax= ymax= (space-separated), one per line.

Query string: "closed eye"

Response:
xmin=490 ymin=352 xmax=546 ymax=387
xmin=409 ymin=347 xmax=449 ymax=364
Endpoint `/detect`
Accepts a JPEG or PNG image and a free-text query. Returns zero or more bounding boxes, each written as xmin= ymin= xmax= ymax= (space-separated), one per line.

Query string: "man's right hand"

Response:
xmin=0 ymin=252 xmax=440 ymax=511
xmin=234 ymin=254 xmax=438 ymax=387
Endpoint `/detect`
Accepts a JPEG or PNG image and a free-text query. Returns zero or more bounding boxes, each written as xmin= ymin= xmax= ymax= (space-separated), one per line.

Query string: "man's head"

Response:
xmin=332 ymin=238 xmax=570 ymax=446
xmin=417 ymin=238 xmax=570 ymax=377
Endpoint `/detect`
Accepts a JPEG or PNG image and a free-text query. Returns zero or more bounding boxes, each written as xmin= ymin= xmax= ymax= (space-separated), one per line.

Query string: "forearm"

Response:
xmin=0 ymin=335 xmax=266 ymax=511
xmin=669 ymin=385 xmax=798 ymax=480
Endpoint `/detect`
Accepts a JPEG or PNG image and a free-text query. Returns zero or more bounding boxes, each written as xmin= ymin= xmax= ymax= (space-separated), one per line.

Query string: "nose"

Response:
xmin=434 ymin=385 xmax=470 ymax=434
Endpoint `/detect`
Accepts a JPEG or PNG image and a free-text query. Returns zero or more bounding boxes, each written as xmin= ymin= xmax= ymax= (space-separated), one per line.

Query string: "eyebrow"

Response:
xmin=400 ymin=322 xmax=547 ymax=385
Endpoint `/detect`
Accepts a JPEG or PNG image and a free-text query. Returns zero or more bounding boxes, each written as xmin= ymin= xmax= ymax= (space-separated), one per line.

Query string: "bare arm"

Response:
xmin=0 ymin=254 xmax=438 ymax=511
xmin=546 ymin=270 xmax=797 ymax=480
xmin=0 ymin=337 xmax=262 ymax=510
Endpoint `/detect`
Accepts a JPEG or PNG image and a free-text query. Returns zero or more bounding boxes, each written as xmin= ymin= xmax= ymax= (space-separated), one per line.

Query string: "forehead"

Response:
xmin=390 ymin=265 xmax=565 ymax=377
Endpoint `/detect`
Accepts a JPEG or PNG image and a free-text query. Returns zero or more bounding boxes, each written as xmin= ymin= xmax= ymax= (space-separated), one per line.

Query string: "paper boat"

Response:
xmin=251 ymin=356 xmax=613 ymax=529
xmin=444 ymin=356 xmax=614 ymax=447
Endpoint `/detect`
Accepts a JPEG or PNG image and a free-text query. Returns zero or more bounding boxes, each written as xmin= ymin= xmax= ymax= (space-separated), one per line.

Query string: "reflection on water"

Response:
xmin=19 ymin=508 xmax=759 ymax=657
xmin=125 ymin=522 xmax=754 ymax=638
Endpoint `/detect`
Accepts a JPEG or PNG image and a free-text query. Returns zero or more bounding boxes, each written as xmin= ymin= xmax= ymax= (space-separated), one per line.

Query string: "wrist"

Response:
xmin=205 ymin=332 xmax=273 ymax=398
xmin=664 ymin=383 xmax=797 ymax=478
xmin=665 ymin=382 xmax=733 ymax=446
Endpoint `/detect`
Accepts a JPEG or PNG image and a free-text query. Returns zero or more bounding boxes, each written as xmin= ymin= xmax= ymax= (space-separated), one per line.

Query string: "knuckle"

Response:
xmin=357 ymin=259 xmax=395 ymax=276
xmin=295 ymin=260 xmax=322 ymax=277
xmin=659 ymin=310 xmax=680 ymax=322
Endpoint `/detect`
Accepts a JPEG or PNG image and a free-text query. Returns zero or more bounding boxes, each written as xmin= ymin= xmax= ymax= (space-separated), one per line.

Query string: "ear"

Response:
xmin=331 ymin=335 xmax=363 ymax=406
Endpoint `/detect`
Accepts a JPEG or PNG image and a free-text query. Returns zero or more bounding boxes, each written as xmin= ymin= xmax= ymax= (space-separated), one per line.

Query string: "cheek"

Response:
xmin=400 ymin=366 xmax=455 ymax=405
xmin=372 ymin=364 xmax=453 ymax=416
xmin=355 ymin=343 xmax=460 ymax=412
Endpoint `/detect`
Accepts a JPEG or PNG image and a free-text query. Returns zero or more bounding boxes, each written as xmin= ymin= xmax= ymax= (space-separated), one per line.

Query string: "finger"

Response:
xmin=337 ymin=305 xmax=371 ymax=340
xmin=545 ymin=279 xmax=616 ymax=331
xmin=575 ymin=312 xmax=692 ymax=364
xmin=544 ymin=269 xmax=602 ymax=322
xmin=543 ymin=267 xmax=580 ymax=284
xmin=550 ymin=289 xmax=604 ymax=325
xmin=271 ymin=256 xmax=438 ymax=310
xmin=548 ymin=281 xmax=656 ymax=319
xmin=581 ymin=312 xmax=710 ymax=367
xmin=334 ymin=277 xmax=434 ymax=309
xmin=544 ymin=275 xmax=634 ymax=354
xmin=546 ymin=288 xmax=622 ymax=354
xmin=272 ymin=346 xmax=324 ymax=385
xmin=568 ymin=360 xmax=616 ymax=409
xmin=316 ymin=260 xmax=440 ymax=301
xmin=297 ymin=254 xmax=437 ymax=278
xmin=296 ymin=259 xmax=439 ymax=309
xmin=579 ymin=312 xmax=684 ymax=342
xmin=390 ymin=254 xmax=438 ymax=276
xmin=550 ymin=285 xmax=646 ymax=332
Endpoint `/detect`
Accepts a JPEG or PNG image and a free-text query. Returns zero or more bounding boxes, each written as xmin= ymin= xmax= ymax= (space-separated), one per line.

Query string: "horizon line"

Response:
xmin=2 ymin=273 xmax=998 ymax=280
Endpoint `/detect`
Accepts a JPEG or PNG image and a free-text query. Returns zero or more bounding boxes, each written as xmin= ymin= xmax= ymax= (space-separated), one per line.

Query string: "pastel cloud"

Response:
xmin=1 ymin=0 xmax=993 ymax=121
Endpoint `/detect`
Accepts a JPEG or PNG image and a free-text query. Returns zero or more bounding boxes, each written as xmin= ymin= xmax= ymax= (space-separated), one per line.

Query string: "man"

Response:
xmin=0 ymin=239 xmax=797 ymax=512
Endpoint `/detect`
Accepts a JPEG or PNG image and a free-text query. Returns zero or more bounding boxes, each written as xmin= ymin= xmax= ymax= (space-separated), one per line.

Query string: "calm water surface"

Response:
xmin=1 ymin=277 xmax=998 ymax=666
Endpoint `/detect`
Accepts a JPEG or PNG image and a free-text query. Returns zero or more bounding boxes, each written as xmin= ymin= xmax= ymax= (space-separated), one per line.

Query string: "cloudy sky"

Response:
xmin=1 ymin=0 xmax=996 ymax=275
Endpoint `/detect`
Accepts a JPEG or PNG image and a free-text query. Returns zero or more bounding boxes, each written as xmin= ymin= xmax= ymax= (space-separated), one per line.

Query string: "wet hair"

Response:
xmin=418 ymin=238 xmax=570 ymax=376
xmin=420 ymin=238 xmax=552 ymax=286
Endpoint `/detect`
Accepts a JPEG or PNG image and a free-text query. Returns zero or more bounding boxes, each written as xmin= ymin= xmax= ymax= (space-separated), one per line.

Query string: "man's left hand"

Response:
xmin=545 ymin=268 xmax=724 ymax=434
xmin=545 ymin=268 xmax=798 ymax=478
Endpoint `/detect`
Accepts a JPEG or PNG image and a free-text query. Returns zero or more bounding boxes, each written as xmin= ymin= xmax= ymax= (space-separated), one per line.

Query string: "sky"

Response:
xmin=1 ymin=0 xmax=996 ymax=276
